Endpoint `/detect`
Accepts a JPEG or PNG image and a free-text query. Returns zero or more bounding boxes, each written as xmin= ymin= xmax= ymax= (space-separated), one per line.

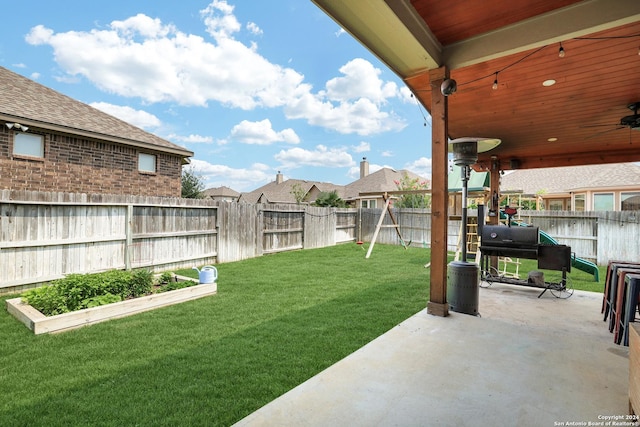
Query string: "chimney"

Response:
xmin=360 ymin=157 xmax=369 ymax=178
xmin=276 ymin=171 xmax=283 ymax=184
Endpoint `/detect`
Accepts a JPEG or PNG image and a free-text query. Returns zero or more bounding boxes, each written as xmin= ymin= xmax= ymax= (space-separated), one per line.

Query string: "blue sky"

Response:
xmin=0 ymin=0 xmax=433 ymax=192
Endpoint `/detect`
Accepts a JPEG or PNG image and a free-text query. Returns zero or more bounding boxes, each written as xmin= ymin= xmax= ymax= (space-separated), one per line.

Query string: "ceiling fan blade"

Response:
xmin=580 ymin=123 xmax=618 ymax=128
xmin=585 ymin=126 xmax=625 ymax=139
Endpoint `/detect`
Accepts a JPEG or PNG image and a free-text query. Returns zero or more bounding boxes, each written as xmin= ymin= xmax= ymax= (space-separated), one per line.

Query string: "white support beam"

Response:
xmin=443 ymin=0 xmax=640 ymax=69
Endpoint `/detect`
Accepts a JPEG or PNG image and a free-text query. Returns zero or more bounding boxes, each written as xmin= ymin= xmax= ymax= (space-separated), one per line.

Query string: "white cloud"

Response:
xmin=246 ymin=22 xmax=262 ymax=35
xmin=111 ymin=14 xmax=175 ymax=38
xmin=230 ymin=119 xmax=299 ymax=145
xmin=168 ymin=134 xmax=215 ymax=144
xmin=25 ymin=4 xmax=406 ymax=136
xmin=381 ymin=150 xmax=393 ymax=157
xmin=352 ymin=141 xmax=370 ymax=153
xmin=25 ymin=14 xmax=304 ymax=109
xmin=90 ymin=102 xmax=161 ymax=129
xmin=30 ymin=72 xmax=40 ymax=80
xmin=284 ymin=93 xmax=404 ymax=136
xmin=200 ymin=0 xmax=241 ymax=40
xmin=404 ymin=157 xmax=432 ymax=178
xmin=190 ymin=158 xmax=272 ymax=191
xmin=275 ymin=145 xmax=354 ymax=169
xmin=325 ymin=58 xmax=398 ymax=104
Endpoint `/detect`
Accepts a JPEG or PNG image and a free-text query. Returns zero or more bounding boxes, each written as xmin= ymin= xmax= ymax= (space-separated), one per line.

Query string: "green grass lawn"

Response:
xmin=0 ymin=244 xmax=429 ymax=427
xmin=0 ymin=243 xmax=605 ymax=427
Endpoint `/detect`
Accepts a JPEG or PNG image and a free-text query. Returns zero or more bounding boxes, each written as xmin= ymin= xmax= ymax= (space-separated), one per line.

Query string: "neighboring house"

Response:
xmin=500 ymin=163 xmax=640 ymax=211
xmin=0 ymin=66 xmax=193 ymax=197
xmin=238 ymin=171 xmax=344 ymax=204
xmin=343 ymin=158 xmax=429 ymax=208
xmin=203 ymin=186 xmax=240 ymax=202
xmin=239 ymin=159 xmax=430 ymax=207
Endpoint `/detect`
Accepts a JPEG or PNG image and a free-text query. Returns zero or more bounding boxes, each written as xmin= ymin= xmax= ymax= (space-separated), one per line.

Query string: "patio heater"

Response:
xmin=447 ymin=137 xmax=501 ymax=315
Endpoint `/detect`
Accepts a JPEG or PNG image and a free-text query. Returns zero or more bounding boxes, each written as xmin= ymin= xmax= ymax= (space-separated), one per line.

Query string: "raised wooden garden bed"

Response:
xmin=6 ymin=275 xmax=216 ymax=334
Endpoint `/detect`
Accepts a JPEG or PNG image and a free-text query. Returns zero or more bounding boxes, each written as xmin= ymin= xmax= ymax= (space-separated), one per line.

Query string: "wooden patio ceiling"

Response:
xmin=312 ymin=0 xmax=640 ymax=171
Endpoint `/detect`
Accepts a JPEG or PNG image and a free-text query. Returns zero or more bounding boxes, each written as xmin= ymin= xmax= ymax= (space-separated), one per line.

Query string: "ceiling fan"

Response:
xmin=584 ymin=102 xmax=640 ymax=139
xmin=581 ymin=101 xmax=640 ymax=132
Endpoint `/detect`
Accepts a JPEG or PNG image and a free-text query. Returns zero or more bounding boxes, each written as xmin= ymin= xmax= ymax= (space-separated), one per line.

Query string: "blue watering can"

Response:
xmin=192 ymin=266 xmax=218 ymax=284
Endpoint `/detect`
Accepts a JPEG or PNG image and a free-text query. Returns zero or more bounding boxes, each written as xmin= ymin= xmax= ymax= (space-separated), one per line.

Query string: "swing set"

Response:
xmin=358 ymin=190 xmax=431 ymax=259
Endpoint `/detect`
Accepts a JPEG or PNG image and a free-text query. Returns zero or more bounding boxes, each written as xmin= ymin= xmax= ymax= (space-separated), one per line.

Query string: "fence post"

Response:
xmin=125 ymin=204 xmax=133 ymax=270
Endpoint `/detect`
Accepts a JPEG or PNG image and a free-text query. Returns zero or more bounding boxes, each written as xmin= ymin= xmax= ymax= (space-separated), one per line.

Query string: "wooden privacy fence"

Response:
xmin=0 ymin=190 xmax=357 ymax=294
xmin=517 ymin=210 xmax=640 ymax=265
xmin=2 ymin=189 xmax=639 ymax=294
xmin=363 ymin=207 xmax=640 ymax=265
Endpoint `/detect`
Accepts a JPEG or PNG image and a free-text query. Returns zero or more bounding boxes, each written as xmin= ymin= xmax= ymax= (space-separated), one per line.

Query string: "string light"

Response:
xmin=410 ymin=91 xmax=430 ymax=127
xmin=414 ymin=32 xmax=640 ymax=94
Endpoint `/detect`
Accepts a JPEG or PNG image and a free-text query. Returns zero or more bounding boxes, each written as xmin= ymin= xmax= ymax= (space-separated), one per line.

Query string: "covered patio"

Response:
xmin=234 ymin=285 xmax=628 ymax=426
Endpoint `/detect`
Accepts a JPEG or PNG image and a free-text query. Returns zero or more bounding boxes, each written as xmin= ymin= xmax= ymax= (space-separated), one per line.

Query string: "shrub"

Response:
xmin=158 ymin=279 xmax=198 ymax=293
xmin=128 ymin=269 xmax=153 ymax=298
xmin=21 ymin=285 xmax=68 ymax=316
xmin=82 ymin=293 xmax=122 ymax=308
xmin=158 ymin=272 xmax=174 ymax=284
xmin=22 ymin=269 xmax=156 ymax=316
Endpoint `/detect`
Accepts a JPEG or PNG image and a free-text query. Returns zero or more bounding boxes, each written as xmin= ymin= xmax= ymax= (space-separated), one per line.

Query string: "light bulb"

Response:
xmin=559 ymin=43 xmax=565 ymax=58
xmin=492 ymin=75 xmax=498 ymax=90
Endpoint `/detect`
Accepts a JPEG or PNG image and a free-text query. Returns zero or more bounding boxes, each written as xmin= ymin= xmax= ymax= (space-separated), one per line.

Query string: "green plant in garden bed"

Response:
xmin=20 ymin=269 xmax=196 ymax=316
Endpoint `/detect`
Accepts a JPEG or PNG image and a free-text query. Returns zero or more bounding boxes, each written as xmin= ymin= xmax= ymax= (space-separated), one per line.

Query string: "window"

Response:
xmin=138 ymin=153 xmax=156 ymax=173
xmin=574 ymin=194 xmax=585 ymax=212
xmin=361 ymin=199 xmax=377 ymax=209
xmin=548 ymin=200 xmax=564 ymax=211
xmin=13 ymin=133 xmax=44 ymax=158
xmin=593 ymin=193 xmax=614 ymax=211
xmin=622 ymin=192 xmax=640 ymax=210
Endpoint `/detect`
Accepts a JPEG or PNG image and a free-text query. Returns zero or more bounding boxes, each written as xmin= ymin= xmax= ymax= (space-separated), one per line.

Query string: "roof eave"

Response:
xmin=1 ymin=113 xmax=194 ymax=159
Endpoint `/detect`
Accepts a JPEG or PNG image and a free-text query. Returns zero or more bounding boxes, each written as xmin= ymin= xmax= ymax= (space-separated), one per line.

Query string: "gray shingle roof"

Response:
xmin=344 ymin=168 xmax=428 ymax=200
xmin=240 ymin=168 xmax=430 ymax=204
xmin=240 ymin=179 xmax=343 ymax=204
xmin=0 ymin=66 xmax=192 ymax=158
xmin=203 ymin=186 xmax=240 ymax=198
xmin=500 ymin=163 xmax=640 ymax=195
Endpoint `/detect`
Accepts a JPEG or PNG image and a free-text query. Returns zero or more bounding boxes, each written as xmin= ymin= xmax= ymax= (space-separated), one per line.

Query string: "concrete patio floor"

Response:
xmin=233 ymin=283 xmax=630 ymax=427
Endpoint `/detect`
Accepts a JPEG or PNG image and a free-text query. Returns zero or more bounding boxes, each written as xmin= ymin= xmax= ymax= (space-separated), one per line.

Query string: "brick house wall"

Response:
xmin=0 ymin=127 xmax=183 ymax=197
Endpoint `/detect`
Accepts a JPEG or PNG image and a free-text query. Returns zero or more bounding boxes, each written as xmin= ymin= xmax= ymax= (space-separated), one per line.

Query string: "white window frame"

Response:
xmin=138 ymin=153 xmax=156 ymax=173
xmin=361 ymin=199 xmax=377 ymax=209
xmin=593 ymin=192 xmax=614 ymax=211
xmin=573 ymin=193 xmax=586 ymax=212
xmin=547 ymin=200 xmax=564 ymax=211
xmin=621 ymin=192 xmax=640 ymax=210
xmin=13 ymin=133 xmax=44 ymax=158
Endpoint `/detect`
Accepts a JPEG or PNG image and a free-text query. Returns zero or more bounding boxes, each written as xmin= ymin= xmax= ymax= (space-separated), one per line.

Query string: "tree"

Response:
xmin=290 ymin=183 xmax=307 ymax=204
xmin=181 ymin=166 xmax=205 ymax=199
xmin=393 ymin=173 xmax=431 ymax=208
xmin=313 ymin=191 xmax=346 ymax=207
